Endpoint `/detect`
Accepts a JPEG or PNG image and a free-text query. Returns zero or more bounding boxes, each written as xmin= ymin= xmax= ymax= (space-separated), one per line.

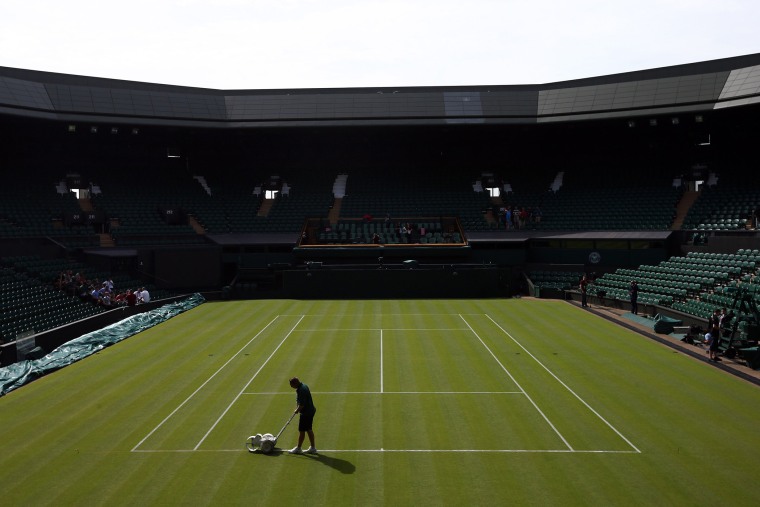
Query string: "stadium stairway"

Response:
xmin=257 ymin=198 xmax=274 ymax=217
xmin=671 ymin=190 xmax=699 ymax=230
xmin=328 ymin=197 xmax=342 ymax=224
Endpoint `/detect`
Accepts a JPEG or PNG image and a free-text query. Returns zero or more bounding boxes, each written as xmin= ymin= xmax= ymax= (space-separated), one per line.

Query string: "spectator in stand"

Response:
xmin=138 ymin=287 xmax=150 ymax=303
xmin=520 ymin=208 xmax=529 ymax=229
xmin=113 ymin=291 xmax=126 ymax=305
xmin=89 ymin=284 xmax=101 ymax=304
xmin=504 ymin=207 xmax=512 ymax=230
xmin=532 ymin=206 xmax=542 ymax=223
xmin=126 ymin=289 xmax=137 ymax=307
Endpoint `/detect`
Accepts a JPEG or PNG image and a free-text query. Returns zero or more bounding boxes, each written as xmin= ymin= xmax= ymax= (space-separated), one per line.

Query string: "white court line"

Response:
xmin=459 ymin=314 xmax=574 ymax=452
xmin=192 ymin=315 xmax=305 ymax=451
xmin=291 ymin=328 xmax=469 ymax=332
xmin=280 ymin=313 xmax=487 ymax=317
xmin=380 ymin=329 xmax=384 ymax=393
xmin=240 ymin=391 xmax=524 ymax=395
xmin=133 ymin=448 xmax=640 ymax=454
xmin=485 ymin=314 xmax=641 ymax=454
xmin=131 ymin=315 xmax=281 ymax=452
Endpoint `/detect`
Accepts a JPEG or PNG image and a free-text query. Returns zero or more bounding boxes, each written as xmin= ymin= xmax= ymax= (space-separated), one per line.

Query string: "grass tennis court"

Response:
xmin=3 ymin=298 xmax=760 ymax=505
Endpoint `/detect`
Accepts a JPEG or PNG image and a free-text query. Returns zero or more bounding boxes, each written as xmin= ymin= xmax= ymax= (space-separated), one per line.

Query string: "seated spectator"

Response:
xmin=113 ymin=291 xmax=127 ymax=305
xmin=126 ymin=289 xmax=137 ymax=307
xmin=137 ymin=287 xmax=150 ymax=303
xmin=89 ymin=285 xmax=101 ymax=304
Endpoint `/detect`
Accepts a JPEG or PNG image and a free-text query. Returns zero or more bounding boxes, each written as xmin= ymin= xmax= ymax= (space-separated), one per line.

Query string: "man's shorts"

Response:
xmin=298 ymin=410 xmax=316 ymax=432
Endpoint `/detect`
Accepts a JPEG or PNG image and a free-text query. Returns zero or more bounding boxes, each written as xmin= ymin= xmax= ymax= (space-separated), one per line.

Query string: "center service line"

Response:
xmin=380 ymin=329 xmax=384 ymax=393
xmin=459 ymin=314 xmax=574 ymax=452
xmin=194 ymin=315 xmax=305 ymax=451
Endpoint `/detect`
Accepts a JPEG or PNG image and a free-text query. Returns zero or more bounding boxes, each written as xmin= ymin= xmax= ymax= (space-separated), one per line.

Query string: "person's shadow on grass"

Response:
xmin=267 ymin=450 xmax=355 ymax=474
xmin=304 ymin=453 xmax=355 ymax=474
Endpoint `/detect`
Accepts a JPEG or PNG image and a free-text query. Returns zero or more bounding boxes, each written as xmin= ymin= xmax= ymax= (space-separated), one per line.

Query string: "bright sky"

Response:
xmin=1 ymin=0 xmax=758 ymax=90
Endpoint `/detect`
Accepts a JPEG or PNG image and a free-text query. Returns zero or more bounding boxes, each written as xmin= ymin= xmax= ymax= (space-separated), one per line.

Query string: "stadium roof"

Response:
xmin=1 ymin=53 xmax=759 ymax=128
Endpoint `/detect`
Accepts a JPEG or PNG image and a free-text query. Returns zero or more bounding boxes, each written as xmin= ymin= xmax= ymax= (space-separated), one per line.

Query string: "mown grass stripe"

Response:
xmin=459 ymin=313 xmax=574 ymax=451
xmin=485 ymin=312 xmax=642 ymax=453
xmin=132 ymin=314 xmax=282 ymax=451
xmin=194 ymin=314 xmax=305 ymax=450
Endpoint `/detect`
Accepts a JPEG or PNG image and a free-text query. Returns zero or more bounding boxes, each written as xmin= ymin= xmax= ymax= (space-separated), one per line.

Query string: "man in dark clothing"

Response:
xmin=629 ymin=281 xmax=639 ymax=315
xmin=288 ymin=377 xmax=317 ymax=454
xmin=580 ymin=275 xmax=589 ymax=307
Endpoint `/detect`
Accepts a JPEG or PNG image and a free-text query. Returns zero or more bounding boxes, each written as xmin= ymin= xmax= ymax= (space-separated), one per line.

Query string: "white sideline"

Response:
xmin=459 ymin=314 xmax=574 ymax=451
xmin=193 ymin=315 xmax=305 ymax=451
xmin=131 ymin=316 xmax=282 ymax=452
xmin=485 ymin=314 xmax=641 ymax=454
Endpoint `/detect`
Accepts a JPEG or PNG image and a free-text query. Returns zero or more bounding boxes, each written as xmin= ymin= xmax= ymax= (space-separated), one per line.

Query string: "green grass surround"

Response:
xmin=2 ymin=299 xmax=759 ymax=506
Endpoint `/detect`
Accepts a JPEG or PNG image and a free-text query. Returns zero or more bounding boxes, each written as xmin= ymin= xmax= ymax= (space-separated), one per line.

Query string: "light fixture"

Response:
xmin=67 ymin=125 xmax=76 ymax=133
xmin=131 ymin=128 xmax=140 ymax=135
xmin=671 ymin=117 xmax=680 ymax=125
xmin=110 ymin=127 xmax=119 ymax=134
xmin=90 ymin=126 xmax=98 ymax=134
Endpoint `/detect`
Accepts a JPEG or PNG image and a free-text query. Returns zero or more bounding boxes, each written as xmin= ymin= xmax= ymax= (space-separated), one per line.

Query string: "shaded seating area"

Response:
xmin=523 ymin=186 xmax=681 ymax=231
xmin=0 ymin=173 xmax=100 ymax=246
xmin=339 ymin=168 xmax=493 ymax=232
xmin=0 ymin=263 xmax=106 ymax=342
xmin=0 ymin=255 xmax=175 ymax=343
xmin=315 ymin=219 xmax=462 ymax=245
xmin=681 ymin=184 xmax=758 ymax=231
xmin=527 ymin=270 xmax=583 ymax=291
xmin=589 ymin=249 xmax=760 ymax=316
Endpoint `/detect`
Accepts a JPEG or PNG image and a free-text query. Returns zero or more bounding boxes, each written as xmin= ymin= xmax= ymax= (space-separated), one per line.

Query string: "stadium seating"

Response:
xmin=681 ymin=184 xmax=758 ymax=231
xmin=0 ymin=255 xmax=175 ymax=343
xmin=589 ymin=249 xmax=760 ymax=317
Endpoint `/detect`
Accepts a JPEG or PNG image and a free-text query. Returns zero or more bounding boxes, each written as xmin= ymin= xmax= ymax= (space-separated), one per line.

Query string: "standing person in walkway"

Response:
xmin=629 ymin=280 xmax=639 ymax=315
xmin=580 ymin=274 xmax=589 ymax=308
xmin=288 ymin=377 xmax=317 ymax=454
xmin=707 ymin=309 xmax=722 ymax=361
